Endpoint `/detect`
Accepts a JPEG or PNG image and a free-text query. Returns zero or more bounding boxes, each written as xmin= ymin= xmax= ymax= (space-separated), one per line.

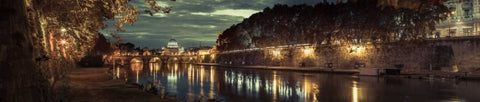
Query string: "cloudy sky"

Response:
xmin=101 ymin=0 xmax=335 ymax=49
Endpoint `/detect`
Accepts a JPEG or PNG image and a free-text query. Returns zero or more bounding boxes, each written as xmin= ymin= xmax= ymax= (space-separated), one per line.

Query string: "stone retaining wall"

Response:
xmin=210 ymin=37 xmax=480 ymax=74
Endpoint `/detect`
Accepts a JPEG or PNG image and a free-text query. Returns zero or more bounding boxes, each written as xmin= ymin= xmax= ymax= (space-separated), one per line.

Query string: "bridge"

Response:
xmin=110 ymin=54 xmax=201 ymax=65
xmin=109 ymin=36 xmax=480 ymax=73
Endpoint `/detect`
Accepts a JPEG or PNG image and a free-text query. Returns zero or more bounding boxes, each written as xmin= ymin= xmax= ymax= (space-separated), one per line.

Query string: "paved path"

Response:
xmin=195 ymin=63 xmax=358 ymax=74
xmin=68 ymin=67 xmax=176 ymax=102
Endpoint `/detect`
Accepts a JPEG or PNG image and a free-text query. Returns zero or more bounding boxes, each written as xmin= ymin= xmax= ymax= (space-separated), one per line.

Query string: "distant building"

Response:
xmin=185 ymin=46 xmax=213 ymax=55
xmin=162 ymin=39 xmax=184 ymax=55
xmin=434 ymin=0 xmax=480 ymax=38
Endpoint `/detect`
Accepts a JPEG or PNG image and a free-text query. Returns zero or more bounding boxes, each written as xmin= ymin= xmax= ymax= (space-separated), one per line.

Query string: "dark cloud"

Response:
xmin=101 ymin=0 xmax=334 ymax=48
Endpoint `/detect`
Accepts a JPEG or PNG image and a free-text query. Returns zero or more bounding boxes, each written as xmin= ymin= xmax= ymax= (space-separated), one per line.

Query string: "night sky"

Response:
xmin=101 ymin=0 xmax=337 ymax=49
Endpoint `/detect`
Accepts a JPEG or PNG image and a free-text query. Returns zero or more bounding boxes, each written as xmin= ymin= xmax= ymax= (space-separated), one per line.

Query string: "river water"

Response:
xmin=112 ymin=62 xmax=480 ymax=102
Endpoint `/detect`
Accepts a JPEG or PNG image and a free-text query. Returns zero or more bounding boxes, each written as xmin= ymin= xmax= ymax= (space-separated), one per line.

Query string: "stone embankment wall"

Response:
xmin=429 ymin=37 xmax=480 ymax=73
xmin=1 ymin=0 xmax=74 ymax=101
xmin=0 ymin=0 xmax=52 ymax=101
xmin=210 ymin=37 xmax=480 ymax=74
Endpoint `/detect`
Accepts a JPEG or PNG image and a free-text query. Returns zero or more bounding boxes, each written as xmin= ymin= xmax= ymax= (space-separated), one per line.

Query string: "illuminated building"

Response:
xmin=162 ymin=39 xmax=184 ymax=55
xmin=434 ymin=0 xmax=480 ymax=38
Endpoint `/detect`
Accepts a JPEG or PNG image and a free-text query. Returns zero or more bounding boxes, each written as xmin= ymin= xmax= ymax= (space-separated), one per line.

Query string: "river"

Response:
xmin=112 ymin=62 xmax=480 ymax=102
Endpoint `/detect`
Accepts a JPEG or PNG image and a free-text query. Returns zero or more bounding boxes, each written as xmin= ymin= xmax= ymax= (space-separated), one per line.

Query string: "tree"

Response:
xmin=214 ymin=0 xmax=450 ymax=51
xmin=0 ymin=0 xmax=174 ymax=101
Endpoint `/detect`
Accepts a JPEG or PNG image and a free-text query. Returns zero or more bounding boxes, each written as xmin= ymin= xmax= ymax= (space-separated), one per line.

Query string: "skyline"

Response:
xmin=100 ymin=0 xmax=335 ymax=48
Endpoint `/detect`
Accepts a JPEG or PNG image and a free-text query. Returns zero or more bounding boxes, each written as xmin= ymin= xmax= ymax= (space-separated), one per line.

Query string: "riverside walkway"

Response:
xmin=68 ymin=67 xmax=176 ymax=102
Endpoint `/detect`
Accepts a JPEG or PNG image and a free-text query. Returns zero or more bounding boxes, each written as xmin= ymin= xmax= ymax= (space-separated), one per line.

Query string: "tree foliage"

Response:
xmin=27 ymin=0 xmax=173 ymax=60
xmin=215 ymin=0 xmax=450 ymax=51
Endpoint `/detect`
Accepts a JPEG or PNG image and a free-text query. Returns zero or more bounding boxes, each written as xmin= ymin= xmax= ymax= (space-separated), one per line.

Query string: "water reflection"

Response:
xmin=131 ymin=62 xmax=143 ymax=84
xmin=352 ymin=81 xmax=358 ymax=102
xmin=114 ymin=63 xmax=480 ymax=102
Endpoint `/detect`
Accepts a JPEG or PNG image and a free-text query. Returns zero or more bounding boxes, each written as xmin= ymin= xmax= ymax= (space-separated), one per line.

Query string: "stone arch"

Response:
xmin=167 ymin=57 xmax=179 ymax=63
xmin=187 ymin=56 xmax=195 ymax=63
xmin=131 ymin=57 xmax=143 ymax=63
xmin=113 ymin=58 xmax=122 ymax=64
xmin=149 ymin=57 xmax=161 ymax=63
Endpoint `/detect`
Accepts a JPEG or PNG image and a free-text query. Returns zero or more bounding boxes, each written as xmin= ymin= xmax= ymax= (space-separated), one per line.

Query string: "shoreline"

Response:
xmin=67 ymin=67 xmax=176 ymax=102
xmin=194 ymin=63 xmax=358 ymax=74
xmin=194 ymin=63 xmax=480 ymax=80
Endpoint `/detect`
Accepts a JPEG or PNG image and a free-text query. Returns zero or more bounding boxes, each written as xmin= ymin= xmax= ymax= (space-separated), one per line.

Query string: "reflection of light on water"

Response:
xmin=353 ymin=81 xmax=358 ymax=102
xmin=174 ymin=63 xmax=178 ymax=72
xmin=237 ymin=72 xmax=244 ymax=92
xmin=116 ymin=67 xmax=120 ymax=79
xmin=188 ymin=65 xmax=192 ymax=86
xmin=187 ymin=64 xmax=193 ymax=102
xmin=149 ymin=63 xmax=153 ymax=73
xmin=136 ymin=70 xmax=139 ymax=83
xmin=273 ymin=71 xmax=277 ymax=101
xmin=167 ymin=73 xmax=178 ymax=91
xmin=296 ymin=77 xmax=318 ymax=102
xmin=130 ymin=62 xmax=143 ymax=84
xmin=167 ymin=63 xmax=178 ymax=93
xmin=304 ymin=78 xmax=310 ymax=101
xmin=149 ymin=63 xmax=160 ymax=82
xmin=255 ymin=75 xmax=260 ymax=96
xmin=200 ymin=67 xmax=205 ymax=96
xmin=209 ymin=67 xmax=215 ymax=99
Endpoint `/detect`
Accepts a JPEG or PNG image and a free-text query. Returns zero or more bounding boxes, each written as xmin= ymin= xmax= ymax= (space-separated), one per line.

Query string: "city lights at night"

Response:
xmin=3 ymin=0 xmax=480 ymax=102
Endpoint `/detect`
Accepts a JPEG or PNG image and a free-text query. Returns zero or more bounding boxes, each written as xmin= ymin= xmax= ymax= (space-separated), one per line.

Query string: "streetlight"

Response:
xmin=349 ymin=45 xmax=364 ymax=53
xmin=272 ymin=49 xmax=281 ymax=57
xmin=58 ymin=39 xmax=69 ymax=58
xmin=60 ymin=39 xmax=67 ymax=45
xmin=302 ymin=47 xmax=314 ymax=57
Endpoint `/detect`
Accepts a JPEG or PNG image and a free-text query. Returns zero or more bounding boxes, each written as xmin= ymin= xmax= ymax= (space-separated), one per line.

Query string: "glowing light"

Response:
xmin=116 ymin=67 xmax=120 ymax=78
xmin=352 ymin=81 xmax=359 ymax=102
xmin=273 ymin=71 xmax=278 ymax=101
xmin=272 ymin=49 xmax=281 ymax=57
xmin=269 ymin=48 xmax=284 ymax=60
xmin=198 ymin=50 xmax=210 ymax=55
xmin=59 ymin=39 xmax=67 ymax=45
xmin=210 ymin=54 xmax=215 ymax=59
xmin=302 ymin=47 xmax=314 ymax=57
xmin=61 ymin=28 xmax=67 ymax=32
xmin=349 ymin=45 xmax=365 ymax=54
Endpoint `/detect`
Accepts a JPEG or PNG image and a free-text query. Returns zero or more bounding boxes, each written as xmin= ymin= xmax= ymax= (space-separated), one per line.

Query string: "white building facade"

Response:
xmin=162 ymin=39 xmax=184 ymax=55
xmin=435 ymin=0 xmax=480 ymax=38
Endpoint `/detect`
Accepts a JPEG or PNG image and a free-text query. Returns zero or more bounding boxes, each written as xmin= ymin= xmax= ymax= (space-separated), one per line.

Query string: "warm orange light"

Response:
xmin=272 ymin=50 xmax=281 ymax=57
xmin=269 ymin=49 xmax=283 ymax=60
xmin=60 ymin=39 xmax=67 ymax=45
xmin=210 ymin=54 xmax=215 ymax=59
xmin=352 ymin=81 xmax=359 ymax=102
xmin=303 ymin=47 xmax=314 ymax=56
xmin=350 ymin=45 xmax=364 ymax=53
xmin=199 ymin=50 xmax=210 ymax=55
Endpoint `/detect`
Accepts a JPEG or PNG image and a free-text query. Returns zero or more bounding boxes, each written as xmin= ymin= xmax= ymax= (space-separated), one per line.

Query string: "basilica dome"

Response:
xmin=167 ymin=39 xmax=179 ymax=48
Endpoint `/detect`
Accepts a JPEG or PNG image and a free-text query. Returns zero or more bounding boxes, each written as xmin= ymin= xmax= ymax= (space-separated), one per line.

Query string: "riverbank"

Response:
xmin=67 ymin=67 xmax=176 ymax=102
xmin=195 ymin=63 xmax=358 ymax=74
xmin=194 ymin=63 xmax=480 ymax=80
